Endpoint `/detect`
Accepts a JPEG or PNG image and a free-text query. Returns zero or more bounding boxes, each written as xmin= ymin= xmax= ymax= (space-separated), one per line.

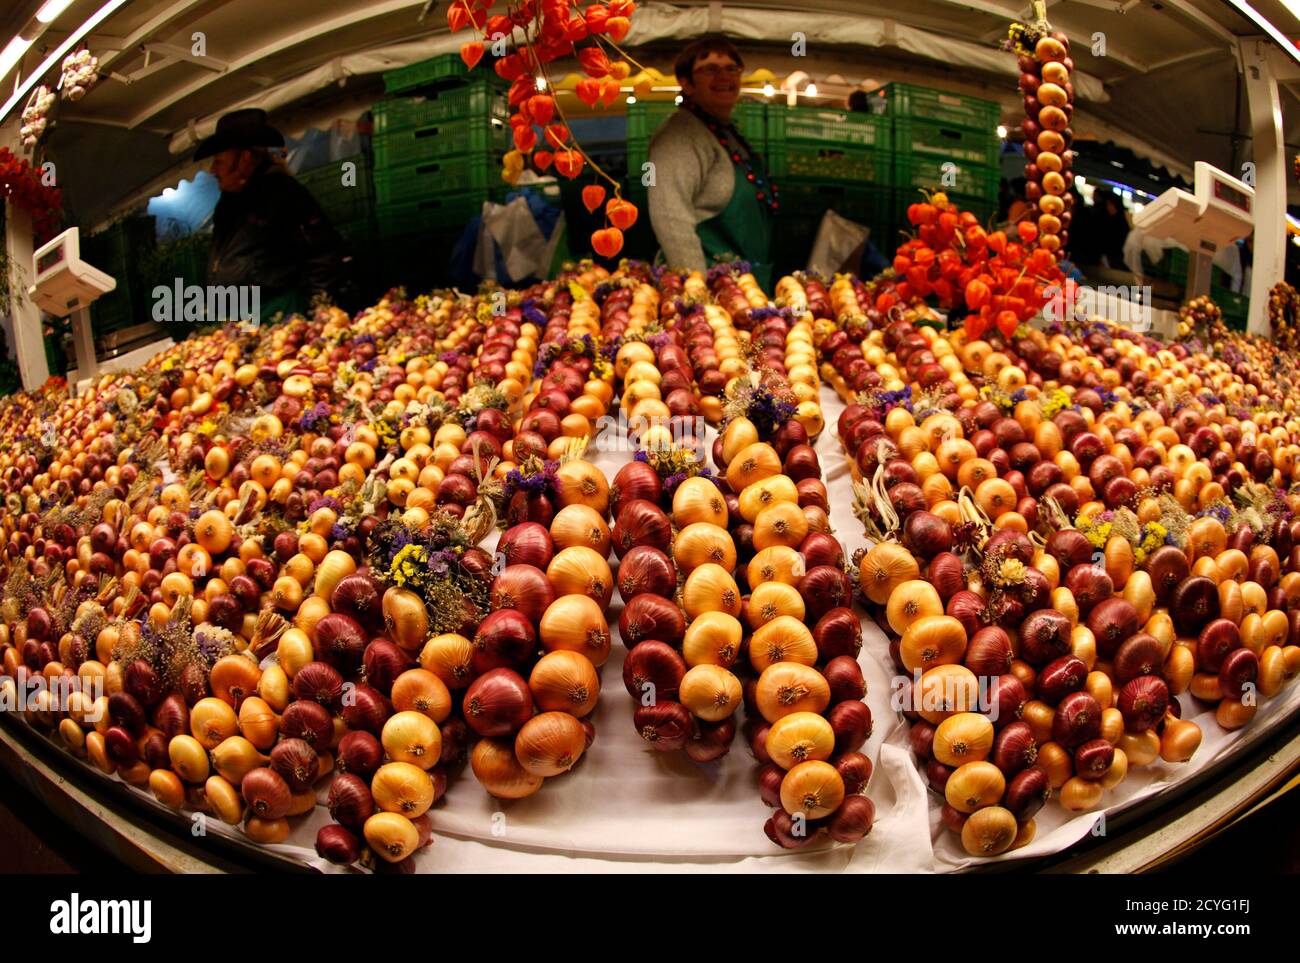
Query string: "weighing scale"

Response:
xmin=27 ymin=227 xmax=117 ymax=394
xmin=1132 ymin=161 xmax=1254 ymax=300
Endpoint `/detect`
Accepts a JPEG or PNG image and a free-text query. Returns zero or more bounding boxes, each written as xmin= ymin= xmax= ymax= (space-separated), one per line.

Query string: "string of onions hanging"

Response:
xmin=706 ymin=268 xmax=875 ymax=848
xmin=466 ymin=263 xmax=635 ymax=799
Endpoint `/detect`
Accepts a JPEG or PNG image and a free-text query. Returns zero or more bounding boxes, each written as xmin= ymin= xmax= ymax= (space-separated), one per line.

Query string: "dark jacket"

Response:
xmin=208 ymin=162 xmax=345 ymax=301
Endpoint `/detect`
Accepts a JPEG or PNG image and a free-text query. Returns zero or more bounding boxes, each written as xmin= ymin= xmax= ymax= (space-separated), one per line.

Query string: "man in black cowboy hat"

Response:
xmin=196 ymin=108 xmax=350 ymax=319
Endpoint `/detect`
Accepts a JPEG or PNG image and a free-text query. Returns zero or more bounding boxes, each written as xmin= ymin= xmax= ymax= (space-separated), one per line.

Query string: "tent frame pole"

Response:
xmin=1241 ymin=39 xmax=1287 ymax=337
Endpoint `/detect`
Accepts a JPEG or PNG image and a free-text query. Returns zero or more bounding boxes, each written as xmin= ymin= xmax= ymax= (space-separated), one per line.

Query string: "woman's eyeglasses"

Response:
xmin=694 ymin=64 xmax=743 ymax=78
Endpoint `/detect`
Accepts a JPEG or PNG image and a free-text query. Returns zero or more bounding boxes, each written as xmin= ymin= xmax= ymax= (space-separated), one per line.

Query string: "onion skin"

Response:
xmin=464 ymin=668 xmax=534 ymax=738
xmin=828 ymin=795 xmax=875 ymax=843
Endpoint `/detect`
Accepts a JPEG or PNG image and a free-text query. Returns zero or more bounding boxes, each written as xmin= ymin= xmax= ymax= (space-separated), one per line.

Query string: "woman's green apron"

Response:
xmin=695 ymin=162 xmax=774 ymax=289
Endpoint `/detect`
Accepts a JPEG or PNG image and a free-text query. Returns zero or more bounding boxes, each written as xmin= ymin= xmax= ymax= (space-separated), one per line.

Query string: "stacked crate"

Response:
xmin=764 ymin=105 xmax=892 ymax=275
xmin=880 ymin=82 xmax=1002 ymax=240
xmin=371 ymin=55 xmax=510 ymax=286
xmin=297 ymin=154 xmax=377 ymax=249
xmin=83 ymin=215 xmax=156 ymax=336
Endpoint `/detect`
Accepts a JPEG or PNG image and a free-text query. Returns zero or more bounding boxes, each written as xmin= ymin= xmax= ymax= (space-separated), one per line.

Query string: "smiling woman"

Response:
xmin=646 ymin=36 xmax=776 ymax=286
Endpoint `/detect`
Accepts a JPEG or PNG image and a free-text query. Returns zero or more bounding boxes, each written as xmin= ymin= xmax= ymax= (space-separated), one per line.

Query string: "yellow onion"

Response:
xmin=528 ymin=650 xmax=600 ymax=716
xmin=673 ymin=523 xmax=737 ymax=575
xmin=547 ymin=547 xmax=613 ymax=608
xmin=371 ymin=761 xmax=435 ymax=817
xmin=381 ymin=711 xmax=442 ymax=770
xmin=748 ymin=615 xmax=818 ymax=672
xmin=679 ymin=664 xmax=743 ymax=721
xmin=384 ymin=587 xmax=429 ymax=652
xmin=514 ymin=711 xmax=587 ymax=776
xmin=779 ymin=760 xmax=844 ymax=818
xmin=744 ymin=581 xmax=806 ymax=629
xmin=672 ymin=476 xmax=729 ymax=527
xmin=364 ymin=812 xmax=419 ymax=863
xmin=682 ymin=563 xmax=742 ymax=619
xmin=765 ymin=711 xmax=835 ymax=769
xmin=538 ymin=594 xmax=612 ymax=666
xmin=471 ymin=737 xmax=544 ymax=799
xmin=755 ymin=661 xmax=831 ymax=723
xmin=682 ymin=611 xmax=744 ymax=668
xmin=419 ymin=633 xmax=475 ymax=688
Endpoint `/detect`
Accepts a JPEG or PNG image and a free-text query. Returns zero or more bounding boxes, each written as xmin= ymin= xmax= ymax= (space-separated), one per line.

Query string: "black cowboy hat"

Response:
xmin=194 ymin=108 xmax=285 ymax=161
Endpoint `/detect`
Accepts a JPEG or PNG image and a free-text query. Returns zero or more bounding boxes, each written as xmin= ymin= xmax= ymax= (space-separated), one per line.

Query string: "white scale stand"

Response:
xmin=1132 ymin=161 xmax=1254 ymax=300
xmin=27 ymin=227 xmax=117 ymax=395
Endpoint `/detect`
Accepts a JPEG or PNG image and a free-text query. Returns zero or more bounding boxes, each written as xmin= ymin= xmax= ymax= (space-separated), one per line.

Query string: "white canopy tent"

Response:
xmin=1 ymin=0 xmax=1298 ymax=385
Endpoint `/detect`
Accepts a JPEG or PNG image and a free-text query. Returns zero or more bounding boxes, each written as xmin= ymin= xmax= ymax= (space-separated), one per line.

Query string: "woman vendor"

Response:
xmin=647 ymin=37 xmax=776 ymax=286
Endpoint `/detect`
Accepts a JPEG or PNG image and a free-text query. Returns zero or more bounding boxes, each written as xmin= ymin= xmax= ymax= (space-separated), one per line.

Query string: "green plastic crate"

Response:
xmin=372 ymin=83 xmax=509 ymax=136
xmin=891 ymin=154 xmax=999 ymax=201
xmin=384 ymin=54 xmax=477 ymax=94
xmin=374 ymin=115 xmax=510 ymax=167
xmin=882 ymin=82 xmax=1001 ymax=132
xmin=627 ymin=99 xmax=766 ymax=173
xmin=776 ymin=180 xmax=890 ymax=224
xmin=892 ymin=117 xmax=1000 ymax=168
xmin=767 ymin=142 xmax=889 ymax=181
xmin=767 ymin=106 xmax=891 ymax=150
xmin=1211 ymin=285 xmax=1248 ymax=331
xmin=297 ymin=155 xmax=376 ymax=226
xmin=374 ymin=154 xmax=498 ymax=204
xmin=376 ymin=192 xmax=493 ymax=238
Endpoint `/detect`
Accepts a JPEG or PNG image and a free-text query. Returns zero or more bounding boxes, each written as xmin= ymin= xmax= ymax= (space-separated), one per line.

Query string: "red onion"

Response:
xmin=758 ymin=763 xmax=785 ymax=806
xmin=1035 ymin=654 xmax=1088 ymax=704
xmin=472 ymin=609 xmax=536 ymax=674
xmin=1084 ymin=597 xmax=1138 ymax=658
xmin=798 ymin=566 xmax=853 ymax=623
xmin=829 ymin=700 xmax=871 ymax=755
xmin=1074 ymin=738 xmax=1115 ymax=781
xmin=1052 ymin=691 xmax=1103 ymax=748
xmin=314 ymin=614 xmax=368 ymax=673
xmin=316 ymin=825 xmax=362 ymax=865
xmin=108 ymin=691 xmax=146 ymax=734
xmin=490 ymin=566 xmax=556 ymax=624
xmin=823 ymin=656 xmax=866 ymax=704
xmin=621 ymin=640 xmax=686 ymax=703
xmin=337 ymin=730 xmax=382 ymax=779
xmin=964 ymin=626 xmax=1013 ymax=677
xmin=1118 ymin=675 xmax=1170 ymax=732
xmin=1197 ymin=618 xmax=1241 ymax=673
xmin=498 ymin=522 xmax=554 ymax=569
xmin=612 ymin=499 xmax=673 ymax=558
xmin=1004 ymin=766 xmax=1049 ymax=822
xmin=609 ymin=461 xmax=662 ymax=518
xmin=685 ymin=717 xmax=736 ymax=763
xmin=280 ymin=700 xmax=333 ymax=749
xmin=799 ymin=532 xmax=844 ymax=570
xmin=835 ymin=752 xmax=873 ymax=795
xmin=1018 ymin=609 xmax=1072 ymax=666
xmin=270 ymin=738 xmax=319 ymax=793
xmin=340 ymin=683 xmax=391 ymax=735
xmin=293 ymin=661 xmax=345 ymax=709
xmin=152 ymin=693 xmax=190 ymax=739
xmin=330 ymin=572 xmax=384 ymax=630
xmin=633 ymin=701 xmax=693 ymax=751
xmin=619 ymin=594 xmax=685 ymax=648
xmin=124 ymin=659 xmax=164 ymax=707
xmin=104 ymin=726 xmax=139 ymax=766
xmin=327 ymin=772 xmax=374 ymax=829
xmin=1220 ymin=647 xmax=1259 ymax=700
xmin=616 ymin=546 xmax=677 ymax=601
xmin=946 ymin=590 xmax=984 ymax=639
xmin=828 ymin=795 xmax=874 ymax=843
xmin=765 ymin=809 xmax=817 ymax=849
xmin=362 ymin=639 xmax=409 ymax=696
xmin=464 ymin=668 xmax=533 ymax=737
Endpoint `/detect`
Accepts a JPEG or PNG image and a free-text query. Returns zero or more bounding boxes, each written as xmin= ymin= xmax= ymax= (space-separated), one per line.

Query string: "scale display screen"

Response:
xmin=1213 ymin=180 xmax=1251 ymax=214
xmin=37 ymin=245 xmax=66 ymax=274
